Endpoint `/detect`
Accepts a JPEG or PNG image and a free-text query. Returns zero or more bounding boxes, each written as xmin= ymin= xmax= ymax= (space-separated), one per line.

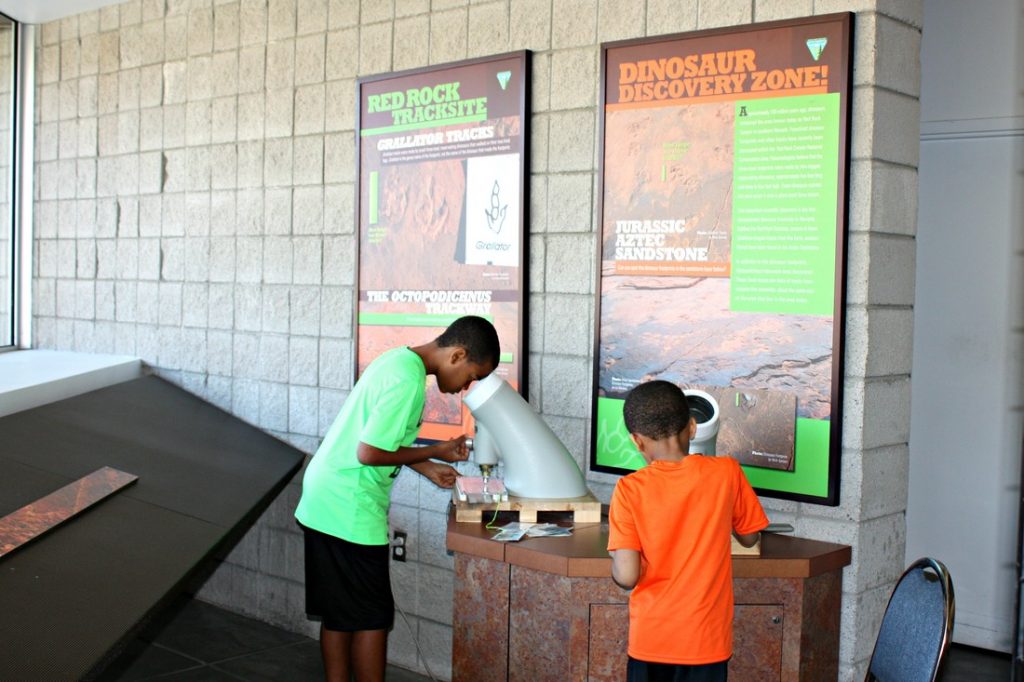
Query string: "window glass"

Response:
xmin=0 ymin=16 xmax=12 ymax=348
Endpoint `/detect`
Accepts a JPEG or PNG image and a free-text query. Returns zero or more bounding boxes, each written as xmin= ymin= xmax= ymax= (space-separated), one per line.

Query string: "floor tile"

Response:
xmin=213 ymin=640 xmax=325 ymax=681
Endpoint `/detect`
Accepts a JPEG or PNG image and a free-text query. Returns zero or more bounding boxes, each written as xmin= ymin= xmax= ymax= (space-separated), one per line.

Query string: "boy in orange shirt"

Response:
xmin=608 ymin=380 xmax=769 ymax=681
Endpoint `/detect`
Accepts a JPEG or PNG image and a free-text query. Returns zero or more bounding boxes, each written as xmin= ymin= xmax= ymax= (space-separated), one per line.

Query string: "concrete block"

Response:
xmin=293 ymin=236 xmax=323 ymax=285
xmin=96 ymin=239 xmax=117 ymax=280
xmin=292 ymin=186 xmax=324 ymax=234
xmin=324 ymin=79 xmax=355 ymax=131
xmin=209 ymin=236 xmax=236 ymax=282
xmin=861 ymin=375 xmax=911 ymax=450
xmin=359 ymin=21 xmax=393 ymax=74
xmin=236 ymin=236 xmax=263 ymax=283
xmin=416 ymin=564 xmax=454 ymax=626
xmin=261 ymin=284 xmax=291 ymax=333
xmin=158 ymin=281 xmax=183 ymax=326
xmin=119 ymin=1 xmax=142 ymax=26
xmin=234 ymin=282 xmax=263 ymax=331
xmin=38 ymin=122 xmax=60 ymax=162
xmin=140 ymin=19 xmax=166 ymax=66
xmin=163 ymin=104 xmax=187 ymax=148
xmin=165 ymin=14 xmax=188 ymax=61
xmin=232 ymin=332 xmax=261 ymax=380
xmin=56 ymin=279 xmax=76 ymax=318
xmin=319 ymin=337 xmax=352 ymax=389
xmin=60 ymin=80 xmax=80 ymax=121
xmin=140 ymin=197 xmax=162 ymax=239
xmin=318 ymin=387 xmax=346 ymax=434
xmin=851 ymin=87 xmax=920 ymax=168
xmin=269 ymin=0 xmax=298 ymax=40
xmin=210 ymin=143 xmax=238 ymax=189
xmin=59 ymin=120 xmax=78 ymax=160
xmin=540 ymin=354 xmax=592 ymax=418
xmin=117 ymin=237 xmax=141 ymax=280
xmin=295 ymin=33 xmax=326 ymax=85
xmin=326 ymin=28 xmax=359 ymax=79
xmin=328 ymin=0 xmax=359 ymax=29
xmin=839 ymin=582 xmax=891 ymax=672
xmin=57 ymin=160 xmax=78 ymax=201
xmin=547 ymin=172 xmax=593 ymax=233
xmin=137 ymin=237 xmax=161 ymax=280
xmin=182 ymin=282 xmax=209 ymax=328
xmin=233 ymin=376 xmax=261 ymax=424
xmin=289 ymin=336 xmax=319 ymax=385
xmin=119 ymin=24 xmax=145 ymax=70
xmin=236 ymin=45 xmax=265 ymax=94
xmin=264 ymin=136 xmax=294 ymax=186
xmin=543 ymin=294 xmax=591 ymax=356
xmin=293 ymin=133 xmax=324 ymax=182
xmin=163 ymin=60 xmax=188 ymax=105
xmin=264 ymin=187 xmax=293 ymax=235
xmin=207 ymin=328 xmax=233 ymax=374
xmin=545 ymin=233 xmax=593 ymax=294
xmin=210 ymin=188 xmax=238 ymax=236
xmin=290 ymin=285 xmax=321 ymax=335
xmin=117 ymin=68 xmax=141 ymax=112
xmin=139 ymin=108 xmax=163 ymax=151
xmin=162 ymin=193 xmax=187 ymax=238
xmin=510 ymin=0 xmax=551 ymax=51
xmin=186 ymin=145 xmax=212 ymax=191
xmin=259 ymin=333 xmax=290 ymax=383
xmin=139 ymin=151 xmax=163 ymax=194
xmin=237 ymin=92 xmax=266 ymax=141
xmin=859 ymin=444 xmax=910 ymax=521
xmin=551 ymin=0 xmax=596 ymax=49
xmin=240 ymin=0 xmax=269 ymax=45
xmin=295 ymin=0 xmax=327 ymax=35
xmin=845 ymin=306 xmax=914 ymax=379
xmin=263 ymin=236 xmax=294 ymax=284
xmin=417 ymin=508 xmax=453 ymax=570
xmin=289 ymin=384 xmax=320 ymax=435
xmin=214 ymin=2 xmax=240 ymax=51
xmin=266 ymin=38 xmax=295 ymax=91
xmin=698 ymin=0 xmax=751 ymax=28
xmin=598 ymin=0 xmax=645 ymax=42
xmin=61 ymin=38 xmax=81 ymax=81
xmin=320 ymin=286 xmax=352 ymax=338
xmin=35 ymin=278 xmax=57 ymax=318
xmin=114 ymin=281 xmax=137 ymax=323
xmin=135 ymin=280 xmax=159 ymax=323
xmin=395 ymin=0 xmax=428 ymax=17
xmin=211 ymin=51 xmax=239 ymax=98
xmin=58 ymin=200 xmax=78 ymax=240
xmin=323 ymin=133 xmax=354 ymax=184
xmin=418 ymin=620 xmax=453 ymax=681
xmin=529 ymin=233 xmax=545 ymax=292
xmin=187 ymin=54 xmax=214 ymax=101
xmin=321 ymin=234 xmax=354 ymax=287
xmin=547 ymin=110 xmax=593 ymax=172
xmin=188 ymin=5 xmax=214 ymax=55
xmin=186 ymin=100 xmax=213 ymax=146
xmin=467 ymin=2 xmax=509 ymax=58
xmin=549 ymin=48 xmax=596 ymax=111
xmin=393 ymin=16 xmax=429 ymax=71
xmin=161 ymin=237 xmax=185 ymax=281
xmin=163 ymin=149 xmax=187 ymax=193
xmin=425 ymin=9 xmax=469 ymax=66
xmin=849 ymin=513 xmax=906 ymax=593
xmin=233 ymin=144 xmax=262 ymax=191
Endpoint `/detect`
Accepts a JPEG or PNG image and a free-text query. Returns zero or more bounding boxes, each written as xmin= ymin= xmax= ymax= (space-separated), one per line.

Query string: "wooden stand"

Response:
xmin=452 ymin=487 xmax=602 ymax=524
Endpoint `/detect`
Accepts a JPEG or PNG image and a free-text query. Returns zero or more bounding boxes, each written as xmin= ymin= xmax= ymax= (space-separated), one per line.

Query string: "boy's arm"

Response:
xmin=357 ymin=437 xmax=470 ymax=466
xmin=733 ymin=530 xmax=761 ymax=548
xmin=609 ymin=549 xmax=641 ymax=589
xmin=407 ymin=460 xmax=460 ymax=488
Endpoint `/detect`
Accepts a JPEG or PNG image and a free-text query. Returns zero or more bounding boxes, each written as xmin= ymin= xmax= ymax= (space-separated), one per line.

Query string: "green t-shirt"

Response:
xmin=294 ymin=347 xmax=426 ymax=544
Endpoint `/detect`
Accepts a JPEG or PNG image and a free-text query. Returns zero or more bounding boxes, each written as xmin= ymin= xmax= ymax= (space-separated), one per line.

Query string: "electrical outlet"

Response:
xmin=391 ymin=530 xmax=407 ymax=562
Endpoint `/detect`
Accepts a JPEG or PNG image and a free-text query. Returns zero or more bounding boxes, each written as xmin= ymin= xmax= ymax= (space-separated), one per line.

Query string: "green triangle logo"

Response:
xmin=806 ymin=37 xmax=828 ymax=61
xmin=496 ymin=70 xmax=512 ymax=90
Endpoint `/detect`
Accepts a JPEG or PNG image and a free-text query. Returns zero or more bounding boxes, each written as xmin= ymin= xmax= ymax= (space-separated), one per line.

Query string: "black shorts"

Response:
xmin=301 ymin=523 xmax=394 ymax=632
xmin=627 ymin=657 xmax=728 ymax=682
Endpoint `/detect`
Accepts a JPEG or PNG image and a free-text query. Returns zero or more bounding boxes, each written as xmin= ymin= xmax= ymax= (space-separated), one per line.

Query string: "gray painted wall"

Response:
xmin=30 ymin=1 xmax=923 ymax=679
xmin=908 ymin=0 xmax=1024 ymax=652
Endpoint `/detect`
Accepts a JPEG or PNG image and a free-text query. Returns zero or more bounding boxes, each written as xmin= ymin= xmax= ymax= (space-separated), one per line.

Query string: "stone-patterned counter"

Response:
xmin=447 ymin=510 xmax=851 ymax=681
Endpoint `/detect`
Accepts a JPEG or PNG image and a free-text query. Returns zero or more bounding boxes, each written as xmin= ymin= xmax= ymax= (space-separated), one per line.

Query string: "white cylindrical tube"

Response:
xmin=685 ymin=389 xmax=720 ymax=456
xmin=463 ymin=375 xmax=588 ymax=499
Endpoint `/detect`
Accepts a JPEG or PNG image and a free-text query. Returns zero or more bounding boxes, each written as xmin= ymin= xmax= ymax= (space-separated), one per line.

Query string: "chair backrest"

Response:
xmin=865 ymin=557 xmax=955 ymax=682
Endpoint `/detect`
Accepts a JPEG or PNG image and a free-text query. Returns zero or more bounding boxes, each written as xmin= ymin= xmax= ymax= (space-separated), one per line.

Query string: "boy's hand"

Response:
xmin=411 ymin=461 xmax=461 ymax=489
xmin=436 ymin=435 xmax=471 ymax=463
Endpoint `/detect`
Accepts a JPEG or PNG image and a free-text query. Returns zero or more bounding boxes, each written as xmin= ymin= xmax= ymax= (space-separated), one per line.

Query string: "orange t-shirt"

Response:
xmin=607 ymin=456 xmax=768 ymax=665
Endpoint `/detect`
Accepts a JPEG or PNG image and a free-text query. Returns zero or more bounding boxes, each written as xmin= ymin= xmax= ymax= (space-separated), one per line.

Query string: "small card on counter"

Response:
xmin=490 ymin=522 xmax=574 ymax=542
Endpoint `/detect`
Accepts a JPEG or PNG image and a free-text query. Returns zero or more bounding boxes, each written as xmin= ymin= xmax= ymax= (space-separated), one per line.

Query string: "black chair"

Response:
xmin=865 ymin=557 xmax=955 ymax=682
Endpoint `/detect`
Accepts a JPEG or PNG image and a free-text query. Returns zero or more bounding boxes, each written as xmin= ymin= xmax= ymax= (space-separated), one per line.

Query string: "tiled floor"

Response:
xmin=97 ymin=596 xmax=1010 ymax=681
xmin=95 ymin=597 xmax=431 ymax=681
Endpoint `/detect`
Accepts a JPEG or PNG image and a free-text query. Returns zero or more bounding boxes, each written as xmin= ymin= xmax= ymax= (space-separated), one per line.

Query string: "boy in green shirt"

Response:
xmin=295 ymin=315 xmax=499 ymax=682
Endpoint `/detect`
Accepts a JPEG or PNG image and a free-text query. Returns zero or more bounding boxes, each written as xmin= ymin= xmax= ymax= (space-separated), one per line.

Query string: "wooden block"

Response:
xmin=731 ymin=535 xmax=762 ymax=556
xmin=452 ymin=488 xmax=602 ymax=525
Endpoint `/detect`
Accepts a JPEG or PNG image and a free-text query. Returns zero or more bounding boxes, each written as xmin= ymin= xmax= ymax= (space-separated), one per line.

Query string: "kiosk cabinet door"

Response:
xmin=731 ymin=604 xmax=785 ymax=680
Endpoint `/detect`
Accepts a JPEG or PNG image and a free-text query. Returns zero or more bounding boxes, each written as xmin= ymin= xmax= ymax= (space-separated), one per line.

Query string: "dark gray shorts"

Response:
xmin=300 ymin=523 xmax=394 ymax=632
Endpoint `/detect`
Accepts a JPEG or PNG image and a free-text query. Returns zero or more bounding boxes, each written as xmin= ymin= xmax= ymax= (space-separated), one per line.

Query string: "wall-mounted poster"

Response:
xmin=591 ymin=14 xmax=851 ymax=505
xmin=356 ymin=52 xmax=529 ymax=442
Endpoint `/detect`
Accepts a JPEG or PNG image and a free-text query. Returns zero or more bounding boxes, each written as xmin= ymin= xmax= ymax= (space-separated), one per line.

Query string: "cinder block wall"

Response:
xmin=30 ymin=0 xmax=922 ymax=679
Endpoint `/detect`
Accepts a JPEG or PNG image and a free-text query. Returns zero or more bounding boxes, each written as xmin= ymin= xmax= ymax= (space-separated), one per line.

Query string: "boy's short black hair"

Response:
xmin=435 ymin=316 xmax=501 ymax=368
xmin=622 ymin=380 xmax=690 ymax=440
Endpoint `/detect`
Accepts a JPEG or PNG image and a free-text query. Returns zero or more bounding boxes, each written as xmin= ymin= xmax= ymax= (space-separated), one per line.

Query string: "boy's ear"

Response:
xmin=688 ymin=417 xmax=697 ymax=440
xmin=446 ymin=346 xmax=468 ymax=365
xmin=629 ymin=432 xmax=646 ymax=453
